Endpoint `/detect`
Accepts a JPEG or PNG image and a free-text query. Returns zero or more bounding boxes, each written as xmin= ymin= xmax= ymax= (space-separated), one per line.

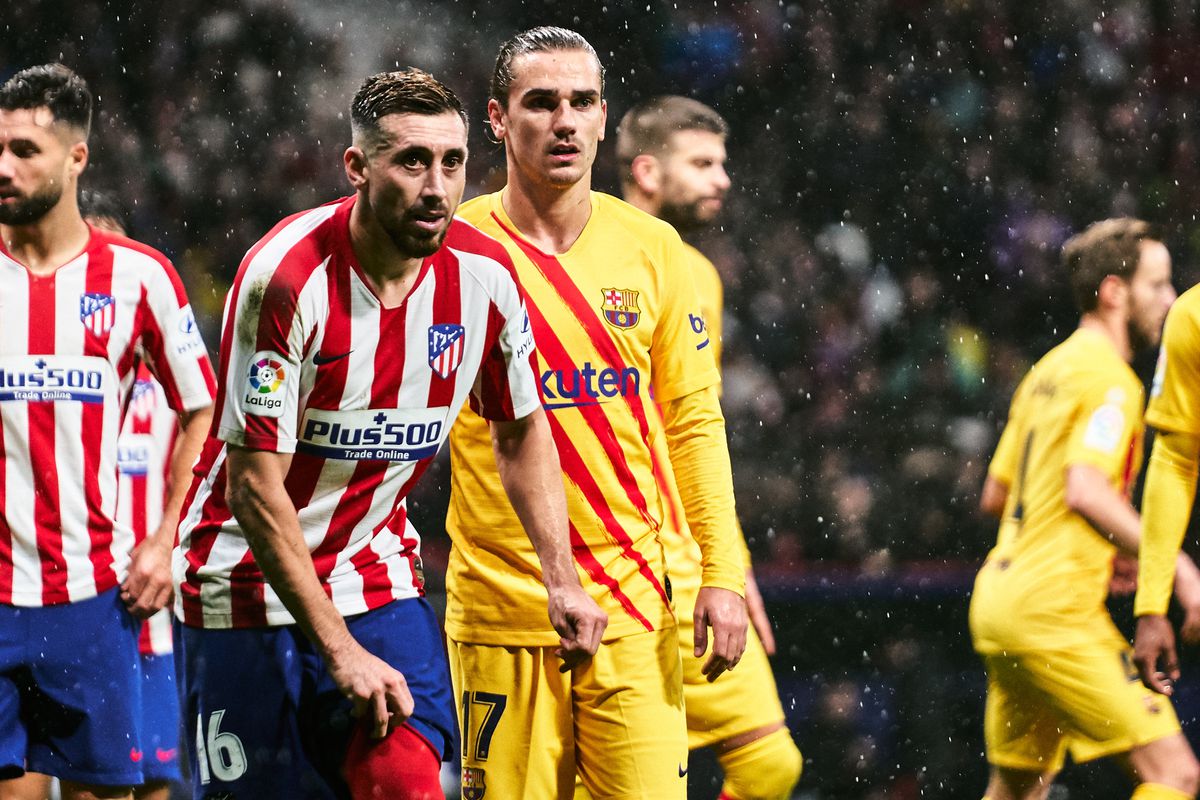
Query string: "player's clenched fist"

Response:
xmin=1135 ymin=614 xmax=1181 ymax=696
xmin=694 ymin=586 xmax=748 ymax=682
xmin=329 ymin=643 xmax=415 ymax=739
xmin=550 ymin=584 xmax=609 ymax=671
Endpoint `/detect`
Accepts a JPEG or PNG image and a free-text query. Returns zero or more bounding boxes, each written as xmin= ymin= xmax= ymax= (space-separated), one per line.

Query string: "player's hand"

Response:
xmin=549 ymin=583 xmax=608 ymax=672
xmin=1134 ymin=614 xmax=1180 ymax=696
xmin=328 ymin=642 xmax=414 ymax=739
xmin=1108 ymin=553 xmax=1138 ymax=597
xmin=745 ymin=568 xmax=776 ymax=655
xmin=121 ymin=530 xmax=173 ymax=619
xmin=694 ymin=586 xmax=747 ymax=682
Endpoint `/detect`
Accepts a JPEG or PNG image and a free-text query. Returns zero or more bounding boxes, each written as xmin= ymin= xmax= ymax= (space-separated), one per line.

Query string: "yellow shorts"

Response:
xmin=679 ymin=618 xmax=787 ymax=749
xmin=448 ymin=626 xmax=688 ymax=800
xmin=982 ymin=642 xmax=1181 ymax=772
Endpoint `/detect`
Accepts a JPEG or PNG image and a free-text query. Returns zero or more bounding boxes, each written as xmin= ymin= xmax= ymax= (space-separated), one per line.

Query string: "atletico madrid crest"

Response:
xmin=428 ymin=323 xmax=466 ymax=379
xmin=601 ymin=288 xmax=640 ymax=330
xmin=129 ymin=378 xmax=157 ymax=421
xmin=80 ymin=292 xmax=116 ymax=336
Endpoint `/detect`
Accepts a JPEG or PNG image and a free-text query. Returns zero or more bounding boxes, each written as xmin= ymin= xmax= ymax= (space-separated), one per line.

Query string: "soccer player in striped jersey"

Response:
xmin=969 ymin=219 xmax=1200 ymax=800
xmin=174 ymin=68 xmax=602 ymax=799
xmin=617 ymin=96 xmax=802 ymax=800
xmin=447 ymin=28 xmax=747 ymax=799
xmin=0 ymin=66 xmax=216 ymax=800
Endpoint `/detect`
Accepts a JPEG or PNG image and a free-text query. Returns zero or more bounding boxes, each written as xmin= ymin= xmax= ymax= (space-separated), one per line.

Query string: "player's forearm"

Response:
xmin=660 ymin=385 xmax=744 ymax=595
xmin=152 ymin=404 xmax=213 ymax=549
xmin=490 ymin=410 xmax=579 ymax=591
xmin=226 ymin=449 xmax=355 ymax=658
xmin=1136 ymin=431 xmax=1200 ymax=616
xmin=1064 ymin=464 xmax=1141 ymax=556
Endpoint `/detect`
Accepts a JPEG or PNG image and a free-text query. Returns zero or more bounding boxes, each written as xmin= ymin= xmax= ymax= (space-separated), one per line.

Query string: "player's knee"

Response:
xmin=342 ymin=723 xmax=443 ymax=800
xmin=717 ymin=727 xmax=802 ymax=800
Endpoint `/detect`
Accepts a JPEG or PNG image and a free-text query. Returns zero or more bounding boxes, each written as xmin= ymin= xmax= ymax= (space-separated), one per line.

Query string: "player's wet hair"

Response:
xmin=0 ymin=63 xmax=92 ymax=139
xmin=350 ymin=68 xmax=467 ymax=150
xmin=616 ymin=95 xmax=728 ymax=187
xmin=490 ymin=26 xmax=605 ymax=107
xmin=1063 ymin=218 xmax=1161 ymax=313
xmin=79 ymin=188 xmax=128 ymax=234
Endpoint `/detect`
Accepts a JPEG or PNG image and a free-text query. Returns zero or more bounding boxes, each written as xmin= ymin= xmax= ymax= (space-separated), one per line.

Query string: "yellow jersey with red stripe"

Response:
xmin=446 ymin=191 xmax=727 ymax=645
xmin=970 ymin=328 xmax=1144 ymax=654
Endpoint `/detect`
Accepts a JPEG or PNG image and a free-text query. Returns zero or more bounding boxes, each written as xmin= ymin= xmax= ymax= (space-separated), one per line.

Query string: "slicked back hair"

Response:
xmin=1062 ymin=218 xmax=1160 ymax=313
xmin=616 ymin=95 xmax=728 ymax=187
xmin=79 ymin=188 xmax=129 ymax=233
xmin=0 ymin=63 xmax=92 ymax=139
xmin=350 ymin=68 xmax=467 ymax=151
xmin=490 ymin=26 xmax=604 ymax=107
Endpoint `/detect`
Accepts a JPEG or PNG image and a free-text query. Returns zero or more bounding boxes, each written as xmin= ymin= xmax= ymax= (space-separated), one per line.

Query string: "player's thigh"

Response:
xmin=679 ymin=619 xmax=785 ymax=750
xmin=137 ymin=654 xmax=181 ymax=787
xmin=981 ymin=654 xmax=1070 ymax=773
xmin=1021 ymin=643 xmax=1181 ymax=763
xmin=178 ymin=624 xmax=332 ymax=799
xmin=342 ymin=597 xmax=456 ymax=763
xmin=574 ymin=626 xmax=688 ymax=800
xmin=24 ymin=590 xmax=142 ymax=789
xmin=448 ymin=637 xmax=574 ymax=800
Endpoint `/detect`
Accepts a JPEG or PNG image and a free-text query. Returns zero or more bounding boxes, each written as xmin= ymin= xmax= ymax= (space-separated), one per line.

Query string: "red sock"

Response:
xmin=342 ymin=722 xmax=444 ymax=800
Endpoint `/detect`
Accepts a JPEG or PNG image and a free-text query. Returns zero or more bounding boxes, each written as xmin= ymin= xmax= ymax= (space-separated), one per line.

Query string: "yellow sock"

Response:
xmin=1131 ymin=783 xmax=1193 ymax=800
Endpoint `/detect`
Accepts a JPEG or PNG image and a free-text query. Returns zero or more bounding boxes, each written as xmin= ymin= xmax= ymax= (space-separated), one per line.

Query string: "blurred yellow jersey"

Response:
xmin=446 ymin=191 xmax=722 ymax=646
xmin=1147 ymin=284 xmax=1200 ymax=435
xmin=684 ymin=241 xmax=724 ymax=367
xmin=970 ymin=328 xmax=1144 ymax=654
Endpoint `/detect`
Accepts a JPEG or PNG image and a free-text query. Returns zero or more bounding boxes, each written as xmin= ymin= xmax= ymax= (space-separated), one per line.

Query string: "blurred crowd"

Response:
xmin=11 ymin=1 xmax=1200 ymax=797
xmin=8 ymin=0 xmax=1198 ymax=575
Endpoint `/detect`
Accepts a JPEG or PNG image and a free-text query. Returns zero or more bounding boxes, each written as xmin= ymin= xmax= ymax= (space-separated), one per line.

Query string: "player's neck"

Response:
xmin=348 ymin=199 xmax=424 ymax=309
xmin=0 ymin=199 xmax=90 ymax=277
xmin=501 ymin=169 xmax=592 ymax=254
xmin=1078 ymin=313 xmax=1132 ymax=362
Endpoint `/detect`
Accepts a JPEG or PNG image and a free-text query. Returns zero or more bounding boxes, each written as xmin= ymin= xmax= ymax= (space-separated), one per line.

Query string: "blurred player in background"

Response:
xmin=616 ymin=96 xmax=802 ymax=800
xmin=0 ymin=65 xmax=215 ymax=800
xmin=447 ymin=27 xmax=747 ymax=800
xmin=174 ymin=68 xmax=598 ymax=799
xmin=969 ymin=219 xmax=1200 ymax=800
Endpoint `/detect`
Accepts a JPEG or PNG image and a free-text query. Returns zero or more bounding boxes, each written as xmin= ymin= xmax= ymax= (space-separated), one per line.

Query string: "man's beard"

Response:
xmin=383 ymin=212 xmax=449 ymax=259
xmin=0 ymin=184 xmax=61 ymax=226
xmin=657 ymin=198 xmax=709 ymax=236
xmin=1128 ymin=316 xmax=1155 ymax=354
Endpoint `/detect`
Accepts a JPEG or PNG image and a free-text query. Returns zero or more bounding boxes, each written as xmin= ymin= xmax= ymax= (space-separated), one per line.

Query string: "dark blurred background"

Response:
xmin=8 ymin=1 xmax=1200 ymax=797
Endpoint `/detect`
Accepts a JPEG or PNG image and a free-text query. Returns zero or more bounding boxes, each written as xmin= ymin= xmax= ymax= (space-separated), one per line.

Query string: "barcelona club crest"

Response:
xmin=80 ymin=292 xmax=116 ymax=336
xmin=428 ymin=323 xmax=466 ymax=379
xmin=601 ymin=288 xmax=640 ymax=330
xmin=462 ymin=766 xmax=487 ymax=800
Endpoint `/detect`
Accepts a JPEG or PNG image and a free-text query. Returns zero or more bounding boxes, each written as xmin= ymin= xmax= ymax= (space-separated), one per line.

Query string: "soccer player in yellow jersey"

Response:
xmin=446 ymin=27 xmax=748 ymax=800
xmin=1134 ymin=268 xmax=1200 ymax=693
xmin=616 ymin=95 xmax=802 ymax=800
xmin=969 ymin=218 xmax=1200 ymax=800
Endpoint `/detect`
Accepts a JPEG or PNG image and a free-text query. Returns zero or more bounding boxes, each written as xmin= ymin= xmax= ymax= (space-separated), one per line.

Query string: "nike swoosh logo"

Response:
xmin=678 ymin=764 xmax=688 ymax=778
xmin=313 ymin=349 xmax=353 ymax=366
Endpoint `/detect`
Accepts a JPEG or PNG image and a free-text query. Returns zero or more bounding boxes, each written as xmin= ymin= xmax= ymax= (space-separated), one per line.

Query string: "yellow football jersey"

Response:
xmin=970 ymin=328 xmax=1144 ymax=654
xmin=683 ymin=241 xmax=724 ymax=367
xmin=1146 ymin=284 xmax=1200 ymax=435
xmin=446 ymin=191 xmax=728 ymax=645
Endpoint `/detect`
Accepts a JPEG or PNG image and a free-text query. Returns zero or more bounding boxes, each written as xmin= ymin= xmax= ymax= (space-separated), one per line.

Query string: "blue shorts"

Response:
xmin=0 ymin=588 xmax=143 ymax=786
xmin=179 ymin=597 xmax=455 ymax=799
xmin=139 ymin=653 xmax=182 ymax=784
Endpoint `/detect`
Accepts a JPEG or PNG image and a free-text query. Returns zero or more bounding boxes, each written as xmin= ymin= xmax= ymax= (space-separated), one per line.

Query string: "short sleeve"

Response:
xmin=470 ymin=276 xmax=541 ymax=422
xmin=650 ymin=230 xmax=721 ymax=403
xmin=1064 ymin=375 xmax=1143 ymax=480
xmin=138 ymin=258 xmax=215 ymax=414
xmin=1146 ymin=300 xmax=1200 ymax=435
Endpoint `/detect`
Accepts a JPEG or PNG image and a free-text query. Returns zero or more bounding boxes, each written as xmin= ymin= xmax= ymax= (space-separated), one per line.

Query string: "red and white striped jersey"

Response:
xmin=0 ymin=227 xmax=216 ymax=607
xmin=116 ymin=364 xmax=177 ymax=655
xmin=176 ymin=196 xmax=539 ymax=629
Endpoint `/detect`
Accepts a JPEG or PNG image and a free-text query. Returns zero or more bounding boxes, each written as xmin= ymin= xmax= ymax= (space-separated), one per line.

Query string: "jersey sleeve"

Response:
xmin=138 ymin=258 xmax=216 ymax=414
xmin=650 ymin=229 xmax=722 ymax=404
xmin=470 ymin=269 xmax=541 ymax=422
xmin=1064 ymin=373 xmax=1143 ymax=481
xmin=987 ymin=377 xmax=1028 ymax=486
xmin=1135 ymin=431 xmax=1200 ymax=616
xmin=1147 ymin=300 xmax=1200 ymax=435
xmin=216 ymin=266 xmax=316 ymax=453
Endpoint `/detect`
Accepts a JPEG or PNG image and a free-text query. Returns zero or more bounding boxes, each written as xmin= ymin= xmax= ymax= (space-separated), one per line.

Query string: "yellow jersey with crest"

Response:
xmin=446 ymin=191 xmax=736 ymax=646
xmin=970 ymin=328 xmax=1144 ymax=654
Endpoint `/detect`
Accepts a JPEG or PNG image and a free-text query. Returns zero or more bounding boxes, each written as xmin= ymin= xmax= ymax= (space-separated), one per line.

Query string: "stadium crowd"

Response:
xmin=8 ymin=1 xmax=1200 ymax=797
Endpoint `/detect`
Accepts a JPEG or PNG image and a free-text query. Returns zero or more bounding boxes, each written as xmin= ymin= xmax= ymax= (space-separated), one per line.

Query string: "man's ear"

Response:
xmin=487 ymin=98 xmax=507 ymax=143
xmin=1097 ymin=273 xmax=1129 ymax=311
xmin=630 ymin=153 xmax=662 ymax=196
xmin=344 ymin=146 xmax=368 ymax=190
xmin=67 ymin=140 xmax=88 ymax=178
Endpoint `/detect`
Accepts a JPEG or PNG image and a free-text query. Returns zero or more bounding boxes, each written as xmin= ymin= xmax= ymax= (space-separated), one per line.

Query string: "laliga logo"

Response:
xmin=249 ymin=358 xmax=285 ymax=394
